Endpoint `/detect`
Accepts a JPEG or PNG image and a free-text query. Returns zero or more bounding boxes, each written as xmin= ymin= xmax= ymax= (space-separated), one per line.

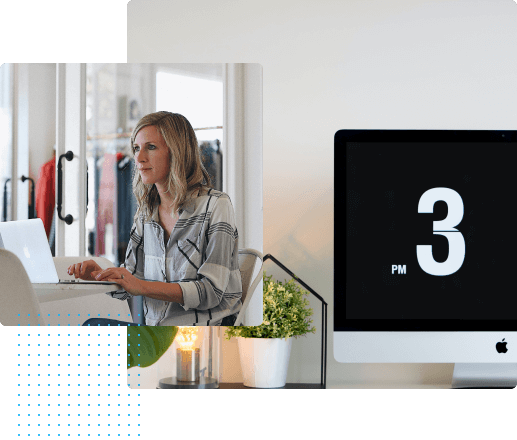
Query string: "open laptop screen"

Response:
xmin=0 ymin=219 xmax=117 ymax=285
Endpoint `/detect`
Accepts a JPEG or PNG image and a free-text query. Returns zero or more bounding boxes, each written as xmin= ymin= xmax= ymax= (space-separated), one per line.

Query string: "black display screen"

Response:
xmin=335 ymin=130 xmax=517 ymax=331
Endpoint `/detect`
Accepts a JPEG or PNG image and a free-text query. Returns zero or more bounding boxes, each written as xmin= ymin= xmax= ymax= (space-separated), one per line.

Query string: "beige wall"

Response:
xmin=128 ymin=0 xmax=517 ymax=387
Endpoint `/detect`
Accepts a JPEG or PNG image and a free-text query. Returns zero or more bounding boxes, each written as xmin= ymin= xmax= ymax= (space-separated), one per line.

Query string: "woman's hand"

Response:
xmin=67 ymin=260 xmax=102 ymax=281
xmin=91 ymin=267 xmax=149 ymax=297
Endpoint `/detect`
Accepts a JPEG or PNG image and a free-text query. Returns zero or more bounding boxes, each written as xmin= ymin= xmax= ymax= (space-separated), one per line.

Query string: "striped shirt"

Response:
xmin=107 ymin=189 xmax=243 ymax=326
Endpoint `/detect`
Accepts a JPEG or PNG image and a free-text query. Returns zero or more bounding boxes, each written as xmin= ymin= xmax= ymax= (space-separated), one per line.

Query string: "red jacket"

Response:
xmin=35 ymin=155 xmax=56 ymax=238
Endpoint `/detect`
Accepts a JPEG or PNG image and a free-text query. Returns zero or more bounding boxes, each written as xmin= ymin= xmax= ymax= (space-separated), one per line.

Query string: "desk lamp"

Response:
xmin=263 ymin=254 xmax=328 ymax=389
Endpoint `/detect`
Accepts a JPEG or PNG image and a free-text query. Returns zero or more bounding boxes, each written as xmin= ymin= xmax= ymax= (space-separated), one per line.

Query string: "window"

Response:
xmin=156 ymin=67 xmax=224 ymax=191
xmin=156 ymin=70 xmax=223 ymax=143
xmin=0 ymin=64 xmax=13 ymax=222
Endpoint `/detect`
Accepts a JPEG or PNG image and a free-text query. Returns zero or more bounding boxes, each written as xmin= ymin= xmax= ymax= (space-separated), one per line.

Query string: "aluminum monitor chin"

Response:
xmin=335 ymin=129 xmax=517 ymax=365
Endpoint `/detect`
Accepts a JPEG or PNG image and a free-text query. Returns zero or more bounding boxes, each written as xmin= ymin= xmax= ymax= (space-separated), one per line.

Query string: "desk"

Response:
xmin=151 ymin=382 xmax=447 ymax=389
xmin=219 ymin=382 xmax=448 ymax=389
xmin=33 ymin=283 xmax=130 ymax=326
xmin=326 ymin=381 xmax=450 ymax=389
xmin=219 ymin=383 xmax=324 ymax=389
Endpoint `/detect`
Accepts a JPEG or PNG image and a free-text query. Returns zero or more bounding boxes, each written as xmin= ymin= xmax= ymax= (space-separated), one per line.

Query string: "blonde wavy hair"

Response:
xmin=130 ymin=111 xmax=212 ymax=221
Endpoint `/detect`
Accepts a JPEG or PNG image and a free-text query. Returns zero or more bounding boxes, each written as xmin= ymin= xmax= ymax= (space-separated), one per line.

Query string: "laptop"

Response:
xmin=0 ymin=218 xmax=118 ymax=285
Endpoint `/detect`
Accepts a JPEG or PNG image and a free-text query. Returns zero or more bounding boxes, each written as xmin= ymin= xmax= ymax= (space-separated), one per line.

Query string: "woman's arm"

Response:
xmin=137 ymin=280 xmax=184 ymax=305
xmin=92 ymin=267 xmax=184 ymax=305
xmin=102 ymin=218 xmax=147 ymax=301
xmin=177 ymin=194 xmax=241 ymax=311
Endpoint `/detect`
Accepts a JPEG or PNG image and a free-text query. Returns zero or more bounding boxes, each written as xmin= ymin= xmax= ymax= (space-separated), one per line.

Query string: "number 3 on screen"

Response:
xmin=417 ymin=187 xmax=466 ymax=276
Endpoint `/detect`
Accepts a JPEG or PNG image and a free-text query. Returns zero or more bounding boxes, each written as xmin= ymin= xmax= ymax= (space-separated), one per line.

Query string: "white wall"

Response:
xmin=27 ymin=64 xmax=56 ymax=181
xmin=128 ymin=0 xmax=517 ymax=387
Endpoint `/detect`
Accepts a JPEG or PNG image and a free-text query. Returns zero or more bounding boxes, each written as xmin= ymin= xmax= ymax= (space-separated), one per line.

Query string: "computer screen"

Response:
xmin=335 ymin=129 xmax=517 ymax=365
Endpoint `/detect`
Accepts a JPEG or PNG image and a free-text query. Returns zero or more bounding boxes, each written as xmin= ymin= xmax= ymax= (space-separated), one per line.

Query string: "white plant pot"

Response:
xmin=237 ymin=337 xmax=293 ymax=388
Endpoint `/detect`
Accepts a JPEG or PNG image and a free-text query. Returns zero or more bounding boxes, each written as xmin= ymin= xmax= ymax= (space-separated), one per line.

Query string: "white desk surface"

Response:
xmin=33 ymin=283 xmax=122 ymax=303
xmin=148 ymin=381 xmax=451 ymax=389
xmin=326 ymin=380 xmax=450 ymax=389
xmin=127 ymin=372 xmax=452 ymax=390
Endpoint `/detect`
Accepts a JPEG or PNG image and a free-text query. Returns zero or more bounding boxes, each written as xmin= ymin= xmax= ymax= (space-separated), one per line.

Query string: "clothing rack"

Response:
xmin=86 ymin=126 xmax=223 ymax=141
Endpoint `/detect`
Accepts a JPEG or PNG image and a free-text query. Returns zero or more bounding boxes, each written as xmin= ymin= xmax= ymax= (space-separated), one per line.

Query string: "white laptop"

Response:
xmin=0 ymin=218 xmax=118 ymax=285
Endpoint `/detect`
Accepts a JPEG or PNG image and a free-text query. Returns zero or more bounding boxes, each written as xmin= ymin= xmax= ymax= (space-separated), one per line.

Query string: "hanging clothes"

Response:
xmin=116 ymin=153 xmax=137 ymax=266
xmin=95 ymin=153 xmax=117 ymax=257
xmin=199 ymin=140 xmax=222 ymax=191
xmin=35 ymin=155 xmax=56 ymax=239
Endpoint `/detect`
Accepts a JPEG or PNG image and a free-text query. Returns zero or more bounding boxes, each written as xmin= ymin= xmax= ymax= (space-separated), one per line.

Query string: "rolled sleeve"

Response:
xmin=177 ymin=282 xmax=200 ymax=310
xmin=177 ymin=195 xmax=239 ymax=311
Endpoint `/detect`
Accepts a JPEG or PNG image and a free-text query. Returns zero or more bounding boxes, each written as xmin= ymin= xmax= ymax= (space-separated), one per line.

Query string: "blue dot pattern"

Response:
xmin=14 ymin=313 xmax=136 ymax=327
xmin=14 ymin=328 xmax=141 ymax=437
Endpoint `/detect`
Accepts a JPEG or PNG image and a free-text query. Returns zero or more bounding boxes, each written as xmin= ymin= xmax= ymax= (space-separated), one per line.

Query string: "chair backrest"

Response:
xmin=0 ymin=248 xmax=44 ymax=326
xmin=234 ymin=248 xmax=263 ymax=326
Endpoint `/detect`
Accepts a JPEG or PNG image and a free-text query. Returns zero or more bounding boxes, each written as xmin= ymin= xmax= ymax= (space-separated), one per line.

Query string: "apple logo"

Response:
xmin=496 ymin=338 xmax=508 ymax=354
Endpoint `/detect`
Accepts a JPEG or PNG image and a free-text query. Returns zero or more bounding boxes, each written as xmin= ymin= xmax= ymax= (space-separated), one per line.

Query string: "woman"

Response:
xmin=69 ymin=111 xmax=242 ymax=326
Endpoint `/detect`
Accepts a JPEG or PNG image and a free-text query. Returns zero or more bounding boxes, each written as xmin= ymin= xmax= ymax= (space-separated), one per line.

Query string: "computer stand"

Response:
xmin=452 ymin=363 xmax=517 ymax=388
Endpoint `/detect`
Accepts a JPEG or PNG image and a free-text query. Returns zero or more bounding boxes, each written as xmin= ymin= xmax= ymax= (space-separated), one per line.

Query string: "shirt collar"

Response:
xmin=179 ymin=200 xmax=194 ymax=215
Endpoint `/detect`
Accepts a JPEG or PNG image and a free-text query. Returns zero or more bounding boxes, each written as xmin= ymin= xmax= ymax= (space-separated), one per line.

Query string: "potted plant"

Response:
xmin=225 ymin=271 xmax=316 ymax=388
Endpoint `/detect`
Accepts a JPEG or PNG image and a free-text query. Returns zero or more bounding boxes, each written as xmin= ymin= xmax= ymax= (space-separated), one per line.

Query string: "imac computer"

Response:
xmin=336 ymin=129 xmax=517 ymax=388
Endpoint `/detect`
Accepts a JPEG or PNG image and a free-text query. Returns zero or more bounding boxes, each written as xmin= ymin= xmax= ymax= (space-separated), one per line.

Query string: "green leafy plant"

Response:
xmin=225 ymin=272 xmax=316 ymax=339
xmin=127 ymin=326 xmax=179 ymax=369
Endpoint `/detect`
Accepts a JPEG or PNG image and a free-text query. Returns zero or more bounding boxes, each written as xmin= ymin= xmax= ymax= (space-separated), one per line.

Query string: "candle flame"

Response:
xmin=177 ymin=326 xmax=199 ymax=350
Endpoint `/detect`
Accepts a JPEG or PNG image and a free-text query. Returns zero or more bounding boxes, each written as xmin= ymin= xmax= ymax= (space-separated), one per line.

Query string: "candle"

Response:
xmin=177 ymin=347 xmax=200 ymax=382
xmin=157 ymin=326 xmax=220 ymax=389
xmin=176 ymin=327 xmax=201 ymax=383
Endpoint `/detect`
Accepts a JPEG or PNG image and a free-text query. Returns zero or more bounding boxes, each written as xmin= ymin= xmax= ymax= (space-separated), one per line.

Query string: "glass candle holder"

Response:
xmin=158 ymin=326 xmax=220 ymax=389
